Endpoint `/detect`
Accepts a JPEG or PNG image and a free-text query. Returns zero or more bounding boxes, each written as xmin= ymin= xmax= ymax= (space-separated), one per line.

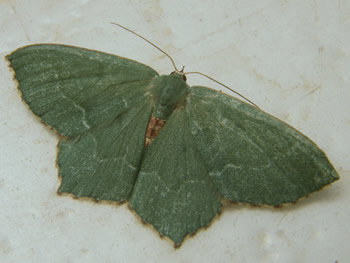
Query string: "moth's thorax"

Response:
xmin=150 ymin=74 xmax=190 ymax=121
xmin=145 ymin=74 xmax=189 ymax=146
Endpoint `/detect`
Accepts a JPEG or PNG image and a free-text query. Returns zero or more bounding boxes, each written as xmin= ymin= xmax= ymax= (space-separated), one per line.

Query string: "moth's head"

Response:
xmin=170 ymin=66 xmax=187 ymax=81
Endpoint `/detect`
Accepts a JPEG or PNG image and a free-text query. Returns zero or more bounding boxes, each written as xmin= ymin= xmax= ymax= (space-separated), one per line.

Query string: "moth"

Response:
xmin=6 ymin=25 xmax=339 ymax=247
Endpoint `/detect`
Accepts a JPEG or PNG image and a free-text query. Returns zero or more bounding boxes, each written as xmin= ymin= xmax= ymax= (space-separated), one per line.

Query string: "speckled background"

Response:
xmin=0 ymin=1 xmax=349 ymax=262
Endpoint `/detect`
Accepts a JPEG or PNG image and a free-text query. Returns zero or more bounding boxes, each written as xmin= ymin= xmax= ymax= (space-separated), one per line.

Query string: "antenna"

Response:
xmin=185 ymin=71 xmax=260 ymax=109
xmin=110 ymin=22 xmax=259 ymax=108
xmin=110 ymin=22 xmax=179 ymax=72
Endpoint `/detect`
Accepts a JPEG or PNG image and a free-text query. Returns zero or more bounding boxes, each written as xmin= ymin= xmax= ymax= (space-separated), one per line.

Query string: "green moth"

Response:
xmin=6 ymin=43 xmax=338 ymax=247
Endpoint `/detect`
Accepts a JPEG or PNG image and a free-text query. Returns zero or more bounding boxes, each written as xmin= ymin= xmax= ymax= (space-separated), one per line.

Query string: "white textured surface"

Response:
xmin=0 ymin=1 xmax=349 ymax=262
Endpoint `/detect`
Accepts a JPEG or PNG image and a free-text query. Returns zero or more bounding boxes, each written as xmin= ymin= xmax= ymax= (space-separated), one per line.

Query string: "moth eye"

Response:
xmin=170 ymin=71 xmax=186 ymax=82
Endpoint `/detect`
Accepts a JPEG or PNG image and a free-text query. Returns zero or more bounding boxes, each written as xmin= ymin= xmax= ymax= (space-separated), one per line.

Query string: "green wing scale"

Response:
xmin=7 ymin=44 xmax=339 ymax=246
xmin=58 ymin=99 xmax=153 ymax=201
xmin=186 ymin=87 xmax=339 ymax=205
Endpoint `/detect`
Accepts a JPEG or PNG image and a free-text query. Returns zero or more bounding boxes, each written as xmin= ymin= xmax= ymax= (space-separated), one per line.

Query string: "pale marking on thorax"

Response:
xmin=145 ymin=117 xmax=166 ymax=147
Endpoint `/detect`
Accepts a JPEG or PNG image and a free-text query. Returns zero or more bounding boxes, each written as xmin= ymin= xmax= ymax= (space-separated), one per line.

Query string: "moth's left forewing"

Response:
xmin=6 ymin=44 xmax=159 ymax=137
xmin=185 ymin=86 xmax=339 ymax=206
